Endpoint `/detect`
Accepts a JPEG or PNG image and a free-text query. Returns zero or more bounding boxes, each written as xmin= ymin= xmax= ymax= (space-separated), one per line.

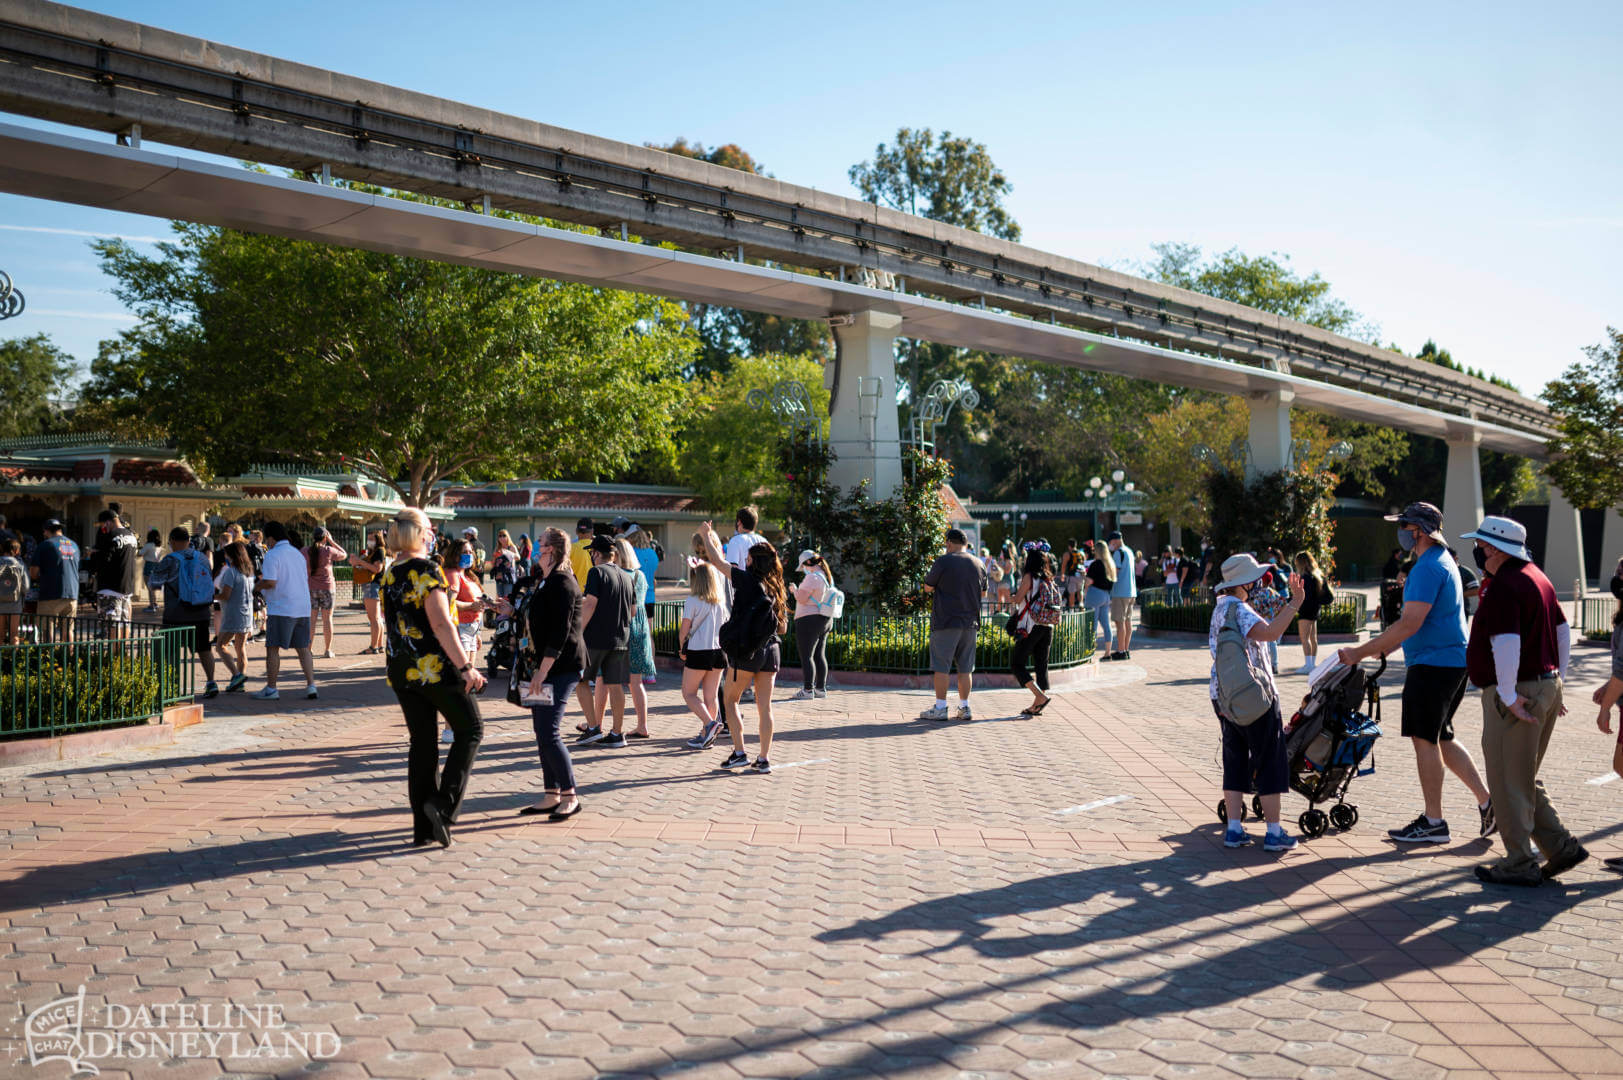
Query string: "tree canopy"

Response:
xmin=1541 ymin=326 xmax=1623 ymax=511
xmin=0 ymin=333 xmax=76 ymax=438
xmin=849 ymin=128 xmax=1021 ymax=241
xmin=83 ymin=222 xmax=695 ymax=504
xmin=1142 ymin=242 xmax=1376 ymax=343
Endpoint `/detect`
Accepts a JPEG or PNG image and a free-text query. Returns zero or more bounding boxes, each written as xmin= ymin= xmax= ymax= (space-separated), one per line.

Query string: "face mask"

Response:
xmin=1472 ymin=545 xmax=1488 ymax=572
xmin=1396 ymin=528 xmax=1417 ymax=552
xmin=458 ymin=553 xmax=474 ymax=569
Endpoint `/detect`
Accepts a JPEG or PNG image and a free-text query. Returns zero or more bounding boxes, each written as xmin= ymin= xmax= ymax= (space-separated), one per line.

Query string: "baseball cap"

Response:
xmin=797 ymin=549 xmax=818 ymax=569
xmin=611 ymin=515 xmax=632 ymax=532
xmin=576 ymin=516 xmax=594 ymax=533
xmin=588 ymin=534 xmax=615 ymax=555
xmin=1106 ymin=530 xmax=1123 ymax=542
xmin=43 ymin=518 xmax=63 ymax=530
xmin=1384 ymin=501 xmax=1445 ymax=542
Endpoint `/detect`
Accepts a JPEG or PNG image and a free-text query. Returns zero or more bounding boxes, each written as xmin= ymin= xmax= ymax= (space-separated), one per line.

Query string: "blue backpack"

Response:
xmin=173 ymin=549 xmax=214 ymax=606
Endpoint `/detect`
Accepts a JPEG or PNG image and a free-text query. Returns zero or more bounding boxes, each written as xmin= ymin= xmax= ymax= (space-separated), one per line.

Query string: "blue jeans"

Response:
xmin=1085 ymin=587 xmax=1111 ymax=650
xmin=530 ymin=672 xmax=580 ymax=791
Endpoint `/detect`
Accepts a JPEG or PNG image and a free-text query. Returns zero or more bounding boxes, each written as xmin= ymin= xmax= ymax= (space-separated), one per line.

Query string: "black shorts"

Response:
xmin=583 ymin=647 xmax=630 ymax=685
xmin=167 ymin=620 xmax=212 ymax=655
xmin=1212 ymin=699 xmax=1289 ymax=796
xmin=684 ymin=648 xmax=726 ymax=671
xmin=734 ymin=640 xmax=781 ymax=674
xmin=1401 ymin=664 xmax=1467 ymax=743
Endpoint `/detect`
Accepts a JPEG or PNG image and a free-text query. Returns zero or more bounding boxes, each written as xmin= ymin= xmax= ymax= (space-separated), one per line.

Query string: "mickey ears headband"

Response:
xmin=1022 ymin=540 xmax=1051 ymax=554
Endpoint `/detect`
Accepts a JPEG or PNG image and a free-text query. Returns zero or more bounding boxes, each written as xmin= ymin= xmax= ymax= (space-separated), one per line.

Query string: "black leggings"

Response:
xmin=393 ymin=678 xmax=483 ymax=841
xmin=1010 ymin=625 xmax=1053 ymax=691
xmin=795 ymin=614 xmax=832 ymax=691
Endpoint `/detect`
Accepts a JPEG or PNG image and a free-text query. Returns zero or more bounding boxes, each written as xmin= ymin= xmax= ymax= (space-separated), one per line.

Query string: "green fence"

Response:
xmin=1 ymin=617 xmax=195 ymax=739
xmin=1139 ymin=585 xmax=1367 ymax=636
xmin=650 ymin=600 xmax=1096 ymax=675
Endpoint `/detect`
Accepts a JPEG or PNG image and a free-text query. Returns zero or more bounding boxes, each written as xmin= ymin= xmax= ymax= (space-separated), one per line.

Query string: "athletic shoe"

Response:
xmin=225 ymin=674 xmax=247 ymax=693
xmin=685 ymin=721 xmax=721 ymax=750
xmin=741 ymin=688 xmax=754 ymax=703
xmin=1263 ymin=829 xmax=1298 ymax=852
xmin=1602 ymin=856 xmax=1623 ymax=872
xmin=789 ymin=688 xmax=816 ymax=701
xmin=575 ymin=726 xmax=605 ymax=745
xmin=1121 ymin=651 xmax=1131 ymax=660
xmin=1388 ymin=815 xmax=1450 ymax=844
xmin=598 ymin=732 xmax=627 ymax=749
xmin=305 ymin=685 xmax=318 ymax=700
xmin=440 ymin=727 xmax=455 ymax=744
xmin=956 ymin=704 xmax=973 ymax=722
xmin=749 ymin=757 xmax=771 ymax=774
xmin=718 ymin=750 xmax=749 ymax=769
xmin=1541 ymin=844 xmax=1590 ymax=879
xmin=918 ymin=702 xmax=951 ymax=721
xmin=1297 ymin=662 xmax=1315 ymax=675
xmin=251 ymin=687 xmax=280 ymax=701
xmin=814 ymin=690 xmax=827 ymax=699
xmin=202 ymin=682 xmax=219 ymax=700
xmin=1224 ymin=827 xmax=1253 ymax=849
xmin=1479 ymin=800 xmax=1497 ymax=838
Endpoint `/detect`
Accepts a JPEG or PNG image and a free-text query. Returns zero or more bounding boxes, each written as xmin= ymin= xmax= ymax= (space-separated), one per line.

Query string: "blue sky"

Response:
xmin=2 ymin=0 xmax=1618 ymax=395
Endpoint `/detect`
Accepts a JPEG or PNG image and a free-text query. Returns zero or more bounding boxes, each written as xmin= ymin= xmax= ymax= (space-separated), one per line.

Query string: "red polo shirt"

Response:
xmin=1466 ymin=559 xmax=1566 ymax=688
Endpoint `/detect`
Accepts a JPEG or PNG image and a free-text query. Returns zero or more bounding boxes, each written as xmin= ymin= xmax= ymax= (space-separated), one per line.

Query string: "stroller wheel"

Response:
xmin=1330 ymin=804 xmax=1358 ymax=830
xmin=1299 ymin=808 xmax=1329 ymax=838
xmin=1251 ymin=795 xmax=1264 ymax=820
xmin=1217 ymin=799 xmax=1230 ymax=823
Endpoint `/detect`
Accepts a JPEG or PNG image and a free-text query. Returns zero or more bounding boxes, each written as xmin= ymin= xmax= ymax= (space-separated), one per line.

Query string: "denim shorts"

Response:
xmin=362 ymin=581 xmax=380 ymax=600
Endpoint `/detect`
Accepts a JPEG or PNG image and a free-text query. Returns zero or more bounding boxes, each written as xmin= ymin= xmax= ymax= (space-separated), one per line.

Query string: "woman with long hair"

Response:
xmin=614 ymin=537 xmax=655 ymax=739
xmin=1293 ymin=550 xmax=1326 ymax=674
xmin=305 ymin=526 xmax=348 ymax=659
xmin=379 ymin=507 xmax=486 ymax=847
xmin=214 ymin=541 xmax=255 ymax=693
xmin=517 ymin=533 xmax=534 ymax=576
xmin=790 ymin=551 xmax=835 ymax=700
xmin=697 ymin=520 xmax=787 ymax=774
xmin=519 ymin=526 xmax=586 ymax=820
xmin=1083 ymin=539 xmax=1115 ymax=653
xmin=679 ymin=559 xmax=729 ymax=749
xmin=349 ymin=530 xmax=388 ymax=655
xmin=490 ymin=529 xmax=520 ymax=601
xmin=140 ymin=528 xmax=163 ymax=612
xmin=994 ymin=543 xmax=1015 ymax=612
xmin=1009 ymin=546 xmax=1060 ymax=715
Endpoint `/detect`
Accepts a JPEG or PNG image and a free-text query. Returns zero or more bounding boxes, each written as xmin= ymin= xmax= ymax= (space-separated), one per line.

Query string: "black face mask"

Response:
xmin=1472 ymin=545 xmax=1488 ymax=572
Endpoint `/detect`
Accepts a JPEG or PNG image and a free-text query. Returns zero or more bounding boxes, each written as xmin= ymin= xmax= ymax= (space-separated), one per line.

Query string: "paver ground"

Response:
xmin=4 ymin=602 xmax=1623 ymax=1079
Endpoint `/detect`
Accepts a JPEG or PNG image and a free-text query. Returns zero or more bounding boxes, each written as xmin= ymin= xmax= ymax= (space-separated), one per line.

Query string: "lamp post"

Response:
xmin=1000 ymin=507 xmax=1029 ymax=548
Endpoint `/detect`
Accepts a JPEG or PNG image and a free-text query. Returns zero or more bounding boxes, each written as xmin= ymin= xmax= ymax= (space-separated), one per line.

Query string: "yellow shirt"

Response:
xmin=571 ymin=539 xmax=592 ymax=587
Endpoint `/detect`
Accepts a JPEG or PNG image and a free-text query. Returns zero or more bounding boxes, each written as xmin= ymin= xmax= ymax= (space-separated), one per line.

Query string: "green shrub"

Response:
xmin=0 ymin=653 xmax=164 ymax=735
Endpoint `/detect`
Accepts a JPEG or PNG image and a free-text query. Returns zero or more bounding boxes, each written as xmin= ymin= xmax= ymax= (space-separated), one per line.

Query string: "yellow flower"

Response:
xmin=405 ymin=653 xmax=443 ymax=685
xmin=403 ymin=567 xmax=444 ymax=609
xmin=382 ymin=568 xmax=396 ymax=587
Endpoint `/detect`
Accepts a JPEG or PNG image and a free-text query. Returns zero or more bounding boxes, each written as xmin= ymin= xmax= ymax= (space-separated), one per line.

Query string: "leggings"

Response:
xmin=531 ymin=672 xmax=580 ymax=791
xmin=1010 ymin=624 xmax=1053 ymax=690
xmin=393 ymin=678 xmax=484 ymax=840
xmin=795 ymin=614 xmax=832 ymax=691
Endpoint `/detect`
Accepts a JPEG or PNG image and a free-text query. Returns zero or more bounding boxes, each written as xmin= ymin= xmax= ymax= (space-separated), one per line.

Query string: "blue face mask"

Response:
xmin=458 ymin=553 xmax=474 ymax=569
xmin=1396 ymin=528 xmax=1417 ymax=552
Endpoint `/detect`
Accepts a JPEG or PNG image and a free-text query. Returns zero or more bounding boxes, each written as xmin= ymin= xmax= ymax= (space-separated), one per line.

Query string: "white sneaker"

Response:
xmin=814 ymin=689 xmax=827 ymax=699
xmin=956 ymin=704 xmax=973 ymax=721
xmin=918 ymin=702 xmax=951 ymax=721
xmin=251 ymin=686 xmax=280 ymax=701
xmin=789 ymin=688 xmax=816 ymax=701
xmin=1297 ymin=662 xmax=1315 ymax=675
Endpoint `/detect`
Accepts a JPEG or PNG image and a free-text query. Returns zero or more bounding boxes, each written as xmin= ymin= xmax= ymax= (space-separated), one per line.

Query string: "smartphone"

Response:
xmin=519 ymin=684 xmax=554 ymax=707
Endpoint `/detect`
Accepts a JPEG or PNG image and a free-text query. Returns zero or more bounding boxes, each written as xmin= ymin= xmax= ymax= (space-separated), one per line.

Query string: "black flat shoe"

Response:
xmin=548 ymin=800 xmax=583 ymax=821
xmin=519 ymin=800 xmax=562 ymax=816
xmin=421 ymin=801 xmax=452 ymax=848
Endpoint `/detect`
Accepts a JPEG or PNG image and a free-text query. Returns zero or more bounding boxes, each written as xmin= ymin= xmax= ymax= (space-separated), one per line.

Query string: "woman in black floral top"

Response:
xmin=381 ymin=507 xmax=487 ymax=848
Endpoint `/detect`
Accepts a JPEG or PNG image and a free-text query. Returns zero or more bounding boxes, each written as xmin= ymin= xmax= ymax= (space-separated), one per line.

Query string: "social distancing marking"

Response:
xmin=1588 ymin=773 xmax=1619 ymax=786
xmin=1056 ymin=794 xmax=1132 ymax=815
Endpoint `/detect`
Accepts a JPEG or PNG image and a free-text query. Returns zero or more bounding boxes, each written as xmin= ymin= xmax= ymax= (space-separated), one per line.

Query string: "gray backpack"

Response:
xmin=1215 ymin=601 xmax=1275 ymax=726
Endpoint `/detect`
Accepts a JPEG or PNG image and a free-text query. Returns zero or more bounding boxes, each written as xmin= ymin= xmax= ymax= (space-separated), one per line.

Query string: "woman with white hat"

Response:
xmin=1209 ymin=553 xmax=1305 ymax=852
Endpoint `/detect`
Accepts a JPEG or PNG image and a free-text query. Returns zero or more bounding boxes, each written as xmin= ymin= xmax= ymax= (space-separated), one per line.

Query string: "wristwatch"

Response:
xmin=458 ymin=661 xmax=472 ymax=674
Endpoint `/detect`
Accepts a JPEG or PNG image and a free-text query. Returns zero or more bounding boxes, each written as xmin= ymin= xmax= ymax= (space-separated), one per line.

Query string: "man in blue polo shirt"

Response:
xmin=28 ymin=518 xmax=81 ymax=641
xmin=1340 ymin=501 xmax=1493 ymax=844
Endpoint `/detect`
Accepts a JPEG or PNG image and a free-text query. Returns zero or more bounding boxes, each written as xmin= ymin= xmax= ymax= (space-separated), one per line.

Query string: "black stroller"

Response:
xmin=484 ymin=576 xmax=537 ymax=680
xmin=1216 ymin=658 xmax=1384 ymax=839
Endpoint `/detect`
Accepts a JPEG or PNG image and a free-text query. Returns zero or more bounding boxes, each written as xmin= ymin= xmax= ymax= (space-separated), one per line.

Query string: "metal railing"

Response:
xmin=1 ymin=619 xmax=194 ymax=738
xmin=650 ymin=601 xmax=1095 ymax=675
xmin=1577 ymin=596 xmax=1618 ymax=637
xmin=1138 ymin=585 xmax=1367 ymax=635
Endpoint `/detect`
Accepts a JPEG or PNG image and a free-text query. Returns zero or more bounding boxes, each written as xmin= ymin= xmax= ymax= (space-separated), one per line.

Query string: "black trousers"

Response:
xmin=795 ymin=614 xmax=832 ymax=691
xmin=1010 ymin=625 xmax=1053 ymax=691
xmin=393 ymin=678 xmax=483 ymax=840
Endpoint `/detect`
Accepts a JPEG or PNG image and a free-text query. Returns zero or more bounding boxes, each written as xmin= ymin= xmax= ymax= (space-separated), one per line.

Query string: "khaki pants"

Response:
xmin=1479 ymin=679 xmax=1576 ymax=874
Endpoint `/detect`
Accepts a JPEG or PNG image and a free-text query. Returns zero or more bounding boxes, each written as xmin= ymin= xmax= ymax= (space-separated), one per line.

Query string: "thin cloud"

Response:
xmin=28 ymin=308 xmax=138 ymax=321
xmin=0 ymin=224 xmax=168 ymax=243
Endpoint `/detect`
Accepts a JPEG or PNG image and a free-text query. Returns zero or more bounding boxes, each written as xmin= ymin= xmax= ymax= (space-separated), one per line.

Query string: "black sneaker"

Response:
xmin=718 ymin=750 xmax=749 ymax=769
xmin=1388 ymin=815 xmax=1450 ymax=844
xmin=598 ymin=732 xmax=627 ymax=748
xmin=1541 ymin=844 xmax=1590 ymax=879
xmin=575 ymin=726 xmax=605 ymax=745
xmin=748 ymin=757 xmax=771 ymax=774
xmin=1479 ymin=800 xmax=1497 ymax=838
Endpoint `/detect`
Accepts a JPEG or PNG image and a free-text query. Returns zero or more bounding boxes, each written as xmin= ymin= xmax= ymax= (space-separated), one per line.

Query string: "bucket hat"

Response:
xmin=1460 ymin=516 xmax=1533 ymax=562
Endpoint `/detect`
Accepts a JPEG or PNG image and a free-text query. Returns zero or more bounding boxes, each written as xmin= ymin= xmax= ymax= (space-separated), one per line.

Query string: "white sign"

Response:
xmin=1118 ymin=512 xmax=1143 ymax=526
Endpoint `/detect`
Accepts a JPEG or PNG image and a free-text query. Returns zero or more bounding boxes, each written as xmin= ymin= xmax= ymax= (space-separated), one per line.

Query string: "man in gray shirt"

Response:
xmin=920 ymin=528 xmax=987 ymax=721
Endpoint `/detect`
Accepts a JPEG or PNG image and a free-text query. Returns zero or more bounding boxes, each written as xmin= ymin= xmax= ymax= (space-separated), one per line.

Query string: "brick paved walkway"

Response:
xmin=4 ymin=607 xmax=1623 ymax=1079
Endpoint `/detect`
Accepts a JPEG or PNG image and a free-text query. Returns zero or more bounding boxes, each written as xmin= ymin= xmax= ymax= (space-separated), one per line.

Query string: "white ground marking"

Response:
xmin=1587 ymin=772 xmax=1619 ymax=785
xmin=1056 ymin=794 xmax=1133 ymax=815
xmin=774 ymin=758 xmax=832 ymax=770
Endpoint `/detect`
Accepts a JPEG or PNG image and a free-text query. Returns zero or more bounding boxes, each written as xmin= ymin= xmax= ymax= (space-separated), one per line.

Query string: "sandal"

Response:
xmin=1029 ymin=697 xmax=1050 ymax=716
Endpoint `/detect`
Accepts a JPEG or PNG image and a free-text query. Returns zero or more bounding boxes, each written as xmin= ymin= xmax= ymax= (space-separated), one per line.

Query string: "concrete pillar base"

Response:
xmin=1598 ymin=508 xmax=1623 ymax=591
xmin=1544 ymin=487 xmax=1587 ymax=599
xmin=828 ymin=311 xmax=904 ymax=498
xmin=1245 ymin=388 xmax=1294 ymax=479
xmin=1443 ymin=430 xmax=1485 ymax=542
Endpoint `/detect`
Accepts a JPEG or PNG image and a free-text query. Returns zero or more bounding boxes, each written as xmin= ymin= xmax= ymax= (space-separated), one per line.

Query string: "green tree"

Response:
xmin=1416 ymin=339 xmax=1519 ymax=393
xmin=0 ymin=333 xmax=76 ymax=438
xmin=85 ymin=223 xmax=695 ymax=505
xmin=848 ymin=127 xmax=1021 ymax=241
xmin=649 ymin=137 xmax=769 ymax=176
xmin=1541 ymin=326 xmax=1623 ymax=511
xmin=1142 ymin=242 xmax=1375 ymax=341
xmin=678 ymin=353 xmax=830 ymax=517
